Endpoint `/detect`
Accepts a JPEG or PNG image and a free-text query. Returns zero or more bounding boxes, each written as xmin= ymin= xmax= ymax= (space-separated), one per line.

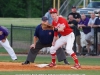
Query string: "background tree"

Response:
xmin=0 ymin=0 xmax=64 ymax=18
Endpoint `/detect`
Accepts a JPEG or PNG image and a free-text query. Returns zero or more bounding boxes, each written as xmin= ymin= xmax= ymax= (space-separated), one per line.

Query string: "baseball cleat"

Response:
xmin=13 ymin=59 xmax=17 ymax=61
xmin=22 ymin=61 xmax=30 ymax=65
xmin=65 ymin=62 xmax=70 ymax=65
xmin=48 ymin=62 xmax=56 ymax=67
xmin=71 ymin=64 xmax=81 ymax=69
xmin=64 ymin=59 xmax=70 ymax=65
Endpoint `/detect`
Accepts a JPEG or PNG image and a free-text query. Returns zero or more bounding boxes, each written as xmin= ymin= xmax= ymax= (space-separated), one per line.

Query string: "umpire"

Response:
xmin=22 ymin=16 xmax=69 ymax=65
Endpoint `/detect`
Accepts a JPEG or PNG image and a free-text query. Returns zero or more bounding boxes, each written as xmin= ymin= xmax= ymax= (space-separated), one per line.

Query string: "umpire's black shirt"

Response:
xmin=68 ymin=20 xmax=80 ymax=36
xmin=68 ymin=12 xmax=81 ymax=19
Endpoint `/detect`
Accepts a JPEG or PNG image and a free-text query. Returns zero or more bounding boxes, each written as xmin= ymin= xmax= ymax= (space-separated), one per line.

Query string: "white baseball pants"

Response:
xmin=0 ymin=39 xmax=17 ymax=60
xmin=50 ymin=32 xmax=75 ymax=55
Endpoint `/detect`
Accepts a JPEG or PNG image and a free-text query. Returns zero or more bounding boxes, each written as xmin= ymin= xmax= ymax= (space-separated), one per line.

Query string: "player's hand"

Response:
xmin=52 ymin=41 xmax=55 ymax=46
xmin=2 ymin=39 xmax=6 ymax=43
xmin=30 ymin=44 xmax=36 ymax=49
xmin=88 ymin=24 xmax=93 ymax=28
xmin=78 ymin=25 xmax=82 ymax=29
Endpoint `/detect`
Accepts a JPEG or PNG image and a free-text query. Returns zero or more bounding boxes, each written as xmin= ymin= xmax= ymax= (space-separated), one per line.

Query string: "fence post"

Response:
xmin=95 ymin=28 xmax=98 ymax=55
xmin=94 ymin=28 xmax=98 ymax=55
xmin=10 ymin=24 xmax=13 ymax=47
xmin=30 ymin=28 xmax=33 ymax=44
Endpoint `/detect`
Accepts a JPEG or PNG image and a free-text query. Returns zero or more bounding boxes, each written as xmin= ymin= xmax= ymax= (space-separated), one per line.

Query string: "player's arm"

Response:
xmin=93 ymin=19 xmax=100 ymax=27
xmin=30 ymin=26 xmax=39 ymax=49
xmin=33 ymin=36 xmax=38 ymax=46
xmin=52 ymin=36 xmax=57 ymax=46
xmin=68 ymin=21 xmax=77 ymax=27
xmin=93 ymin=25 xmax=100 ymax=27
xmin=78 ymin=24 xmax=86 ymax=30
xmin=52 ymin=31 xmax=58 ymax=46
xmin=30 ymin=36 xmax=38 ymax=49
xmin=68 ymin=23 xmax=74 ymax=27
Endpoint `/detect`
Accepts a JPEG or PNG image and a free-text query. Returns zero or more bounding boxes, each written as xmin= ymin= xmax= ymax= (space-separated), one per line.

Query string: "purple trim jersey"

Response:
xmin=0 ymin=26 xmax=9 ymax=40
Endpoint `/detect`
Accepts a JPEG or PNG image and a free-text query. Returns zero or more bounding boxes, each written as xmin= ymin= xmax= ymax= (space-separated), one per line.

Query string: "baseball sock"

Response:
xmin=51 ymin=53 xmax=56 ymax=63
xmin=71 ymin=53 xmax=79 ymax=64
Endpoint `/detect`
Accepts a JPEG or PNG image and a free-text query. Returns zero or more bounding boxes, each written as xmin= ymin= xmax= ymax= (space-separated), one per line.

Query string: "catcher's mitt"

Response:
xmin=41 ymin=24 xmax=54 ymax=30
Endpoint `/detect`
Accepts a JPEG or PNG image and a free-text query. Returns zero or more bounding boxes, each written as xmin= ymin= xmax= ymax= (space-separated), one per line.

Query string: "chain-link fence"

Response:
xmin=9 ymin=25 xmax=35 ymax=54
xmin=0 ymin=25 xmax=98 ymax=56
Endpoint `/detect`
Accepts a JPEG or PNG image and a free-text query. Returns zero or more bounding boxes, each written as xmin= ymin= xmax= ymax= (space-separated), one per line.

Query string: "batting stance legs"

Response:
xmin=0 ymin=39 xmax=17 ymax=60
xmin=49 ymin=32 xmax=81 ymax=69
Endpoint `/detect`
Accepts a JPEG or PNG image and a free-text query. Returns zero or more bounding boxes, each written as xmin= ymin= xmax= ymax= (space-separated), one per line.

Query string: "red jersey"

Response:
xmin=52 ymin=17 xmax=73 ymax=36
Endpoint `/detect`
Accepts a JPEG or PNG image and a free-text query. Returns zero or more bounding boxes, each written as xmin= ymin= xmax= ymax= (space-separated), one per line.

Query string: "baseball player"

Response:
xmin=48 ymin=8 xmax=81 ymax=69
xmin=44 ymin=9 xmax=69 ymax=63
xmin=0 ymin=26 xmax=17 ymax=60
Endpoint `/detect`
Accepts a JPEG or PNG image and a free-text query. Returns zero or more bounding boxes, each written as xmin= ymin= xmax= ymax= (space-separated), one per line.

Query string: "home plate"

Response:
xmin=34 ymin=64 xmax=49 ymax=68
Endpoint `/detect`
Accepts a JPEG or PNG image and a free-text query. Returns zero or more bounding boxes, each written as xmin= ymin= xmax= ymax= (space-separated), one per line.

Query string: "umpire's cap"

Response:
xmin=42 ymin=16 xmax=48 ymax=21
xmin=49 ymin=8 xmax=58 ymax=13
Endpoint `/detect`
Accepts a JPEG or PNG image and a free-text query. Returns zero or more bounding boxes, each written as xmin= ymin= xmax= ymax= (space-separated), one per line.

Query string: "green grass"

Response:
xmin=0 ymin=47 xmax=28 ymax=54
xmin=0 ymin=55 xmax=100 ymax=65
xmin=0 ymin=55 xmax=100 ymax=75
xmin=0 ymin=18 xmax=41 ymax=27
xmin=0 ymin=70 xmax=100 ymax=75
xmin=35 ymin=56 xmax=100 ymax=66
xmin=0 ymin=47 xmax=7 ymax=53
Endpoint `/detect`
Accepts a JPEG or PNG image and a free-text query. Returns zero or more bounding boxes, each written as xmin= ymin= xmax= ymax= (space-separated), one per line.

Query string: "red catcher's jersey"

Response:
xmin=52 ymin=17 xmax=73 ymax=36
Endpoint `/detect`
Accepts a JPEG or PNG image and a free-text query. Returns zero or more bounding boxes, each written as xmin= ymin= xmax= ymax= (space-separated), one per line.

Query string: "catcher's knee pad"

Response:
xmin=50 ymin=46 xmax=56 ymax=54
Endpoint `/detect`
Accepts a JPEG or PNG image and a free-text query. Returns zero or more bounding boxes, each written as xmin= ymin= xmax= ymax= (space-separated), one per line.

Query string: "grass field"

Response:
xmin=1 ymin=70 xmax=100 ymax=75
xmin=0 ymin=55 xmax=100 ymax=75
xmin=0 ymin=18 xmax=41 ymax=27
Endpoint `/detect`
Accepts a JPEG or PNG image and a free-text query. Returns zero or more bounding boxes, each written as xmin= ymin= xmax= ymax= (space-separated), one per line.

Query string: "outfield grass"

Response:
xmin=0 ymin=18 xmax=41 ymax=27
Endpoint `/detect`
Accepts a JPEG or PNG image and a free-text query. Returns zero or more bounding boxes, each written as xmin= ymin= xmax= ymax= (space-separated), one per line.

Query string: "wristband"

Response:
xmin=54 ymin=28 xmax=58 ymax=32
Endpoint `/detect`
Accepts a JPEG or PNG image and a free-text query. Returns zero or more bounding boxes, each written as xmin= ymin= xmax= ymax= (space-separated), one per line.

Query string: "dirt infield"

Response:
xmin=0 ymin=62 xmax=100 ymax=71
